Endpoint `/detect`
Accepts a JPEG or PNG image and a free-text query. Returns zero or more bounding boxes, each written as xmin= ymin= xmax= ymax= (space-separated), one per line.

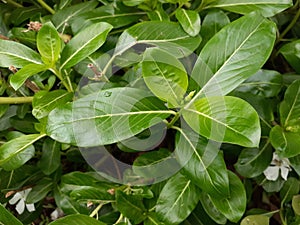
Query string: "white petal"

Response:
xmin=9 ymin=193 xmax=22 ymax=205
xmin=264 ymin=166 xmax=279 ymax=181
xmin=23 ymin=188 xmax=32 ymax=198
xmin=16 ymin=200 xmax=25 ymax=214
xmin=280 ymin=167 xmax=289 ymax=180
xmin=26 ymin=203 xmax=35 ymax=212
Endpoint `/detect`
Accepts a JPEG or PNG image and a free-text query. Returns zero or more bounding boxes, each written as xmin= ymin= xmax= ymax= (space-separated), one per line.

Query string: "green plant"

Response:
xmin=0 ymin=0 xmax=300 ymax=225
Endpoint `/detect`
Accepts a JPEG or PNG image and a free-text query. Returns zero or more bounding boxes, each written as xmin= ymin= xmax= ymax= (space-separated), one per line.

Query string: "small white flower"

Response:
xmin=8 ymin=188 xmax=35 ymax=214
xmin=263 ymin=153 xmax=291 ymax=181
xmin=50 ymin=208 xmax=64 ymax=221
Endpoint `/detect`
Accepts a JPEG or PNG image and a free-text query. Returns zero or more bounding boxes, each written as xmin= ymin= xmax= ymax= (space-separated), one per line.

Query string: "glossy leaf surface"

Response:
xmin=240 ymin=215 xmax=269 ymax=225
xmin=175 ymin=8 xmax=200 ymax=37
xmin=48 ymin=214 xmax=105 ymax=225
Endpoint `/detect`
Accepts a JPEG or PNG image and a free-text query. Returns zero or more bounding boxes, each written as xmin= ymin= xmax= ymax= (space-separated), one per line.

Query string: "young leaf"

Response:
xmin=0 ymin=133 xmax=46 ymax=171
xmin=208 ymin=171 xmax=246 ymax=222
xmin=204 ymin=0 xmax=293 ymax=17
xmin=270 ymin=125 xmax=300 ymax=158
xmin=37 ymin=138 xmax=61 ymax=175
xmin=116 ymin=190 xmax=147 ymax=224
xmin=37 ymin=22 xmax=61 ymax=66
xmin=280 ymin=80 xmax=300 ymax=129
xmin=115 ymin=21 xmax=201 ymax=58
xmin=235 ymin=140 xmax=273 ymax=178
xmin=182 ymin=96 xmax=261 ymax=147
xmin=32 ymin=90 xmax=73 ymax=119
xmin=240 ymin=215 xmax=269 ymax=225
xmin=60 ymin=22 xmax=113 ymax=69
xmin=47 ymin=87 xmax=174 ymax=147
xmin=48 ymin=214 xmax=106 ymax=225
xmin=175 ymin=8 xmax=201 ymax=37
xmin=156 ymin=173 xmax=201 ymax=224
xmin=10 ymin=63 xmax=48 ymax=90
xmin=0 ymin=204 xmax=23 ymax=225
xmin=174 ymin=127 xmax=229 ymax=197
xmin=0 ymin=39 xmax=42 ymax=67
xmin=142 ymin=48 xmax=188 ymax=107
xmin=191 ymin=12 xmax=276 ymax=98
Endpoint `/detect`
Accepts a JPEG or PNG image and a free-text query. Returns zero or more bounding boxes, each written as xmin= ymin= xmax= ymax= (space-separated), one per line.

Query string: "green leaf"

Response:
xmin=37 ymin=138 xmax=61 ymax=175
xmin=191 ymin=12 xmax=276 ymax=98
xmin=280 ymin=80 xmax=300 ymax=129
xmin=280 ymin=177 xmax=300 ymax=205
xmin=270 ymin=125 xmax=300 ymax=158
xmin=156 ymin=173 xmax=201 ymax=224
xmin=292 ymin=195 xmax=300 ymax=215
xmin=47 ymin=87 xmax=174 ymax=147
xmin=60 ymin=22 xmax=113 ymax=69
xmin=0 ymin=204 xmax=23 ymax=225
xmin=235 ymin=69 xmax=282 ymax=98
xmin=116 ymin=190 xmax=147 ymax=224
xmin=208 ymin=171 xmax=246 ymax=222
xmin=10 ymin=63 xmax=48 ymax=90
xmin=199 ymin=9 xmax=230 ymax=50
xmin=204 ymin=0 xmax=293 ymax=17
xmin=144 ymin=212 xmax=164 ymax=225
xmin=184 ymin=203 xmax=221 ymax=225
xmin=0 ymin=39 xmax=42 ymax=68
xmin=48 ymin=214 xmax=106 ymax=225
xmin=70 ymin=186 xmax=114 ymax=202
xmin=37 ymin=22 xmax=61 ymax=66
xmin=175 ymin=8 xmax=200 ymax=37
xmin=26 ymin=177 xmax=53 ymax=204
xmin=235 ymin=140 xmax=273 ymax=178
xmin=240 ymin=215 xmax=269 ymax=225
xmin=199 ymin=192 xmax=227 ymax=224
xmin=142 ymin=48 xmax=188 ymax=107
xmin=182 ymin=96 xmax=261 ymax=147
xmin=0 ymin=134 xmax=45 ymax=171
xmin=32 ymin=90 xmax=73 ymax=119
xmin=279 ymin=40 xmax=300 ymax=74
xmin=174 ymin=127 xmax=229 ymax=197
xmin=115 ymin=21 xmax=201 ymax=58
xmin=51 ymin=0 xmax=99 ymax=31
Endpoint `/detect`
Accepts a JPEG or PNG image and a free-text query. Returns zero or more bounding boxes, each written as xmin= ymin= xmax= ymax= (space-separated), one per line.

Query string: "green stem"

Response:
xmin=50 ymin=68 xmax=73 ymax=93
xmin=36 ymin=0 xmax=55 ymax=14
xmin=276 ymin=2 xmax=300 ymax=45
xmin=0 ymin=96 xmax=33 ymax=104
xmin=3 ymin=0 xmax=23 ymax=7
xmin=89 ymin=203 xmax=104 ymax=218
xmin=167 ymin=112 xmax=181 ymax=128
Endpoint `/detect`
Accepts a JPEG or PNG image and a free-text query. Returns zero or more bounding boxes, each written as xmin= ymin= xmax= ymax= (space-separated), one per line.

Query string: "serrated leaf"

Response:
xmin=48 ymin=214 xmax=106 ymax=225
xmin=37 ymin=22 xmax=61 ymax=66
xmin=204 ymin=0 xmax=293 ymax=17
xmin=183 ymin=96 xmax=261 ymax=147
xmin=60 ymin=22 xmax=113 ymax=69
xmin=142 ymin=48 xmax=188 ymax=107
xmin=0 ymin=133 xmax=46 ymax=171
xmin=37 ymin=138 xmax=61 ymax=175
xmin=208 ymin=171 xmax=246 ymax=222
xmin=270 ymin=125 xmax=300 ymax=158
xmin=191 ymin=12 xmax=276 ymax=99
xmin=32 ymin=90 xmax=73 ymax=119
xmin=174 ymin=127 xmax=229 ymax=197
xmin=280 ymin=80 xmax=300 ymax=129
xmin=240 ymin=215 xmax=269 ymax=225
xmin=47 ymin=87 xmax=174 ymax=147
xmin=156 ymin=173 xmax=201 ymax=224
xmin=175 ymin=8 xmax=200 ymax=37
xmin=10 ymin=63 xmax=48 ymax=90
xmin=0 ymin=39 xmax=42 ymax=67
xmin=115 ymin=21 xmax=201 ymax=58
xmin=235 ymin=140 xmax=273 ymax=178
xmin=116 ymin=190 xmax=147 ymax=224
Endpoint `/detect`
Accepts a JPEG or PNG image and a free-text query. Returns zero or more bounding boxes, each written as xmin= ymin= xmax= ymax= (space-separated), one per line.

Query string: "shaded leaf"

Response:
xmin=279 ymin=39 xmax=300 ymax=74
xmin=183 ymin=96 xmax=261 ymax=147
xmin=0 ymin=204 xmax=23 ymax=225
xmin=156 ymin=173 xmax=201 ymax=224
xmin=47 ymin=87 xmax=174 ymax=147
xmin=26 ymin=178 xmax=53 ymax=203
xmin=292 ymin=195 xmax=300 ymax=215
xmin=280 ymin=177 xmax=300 ymax=205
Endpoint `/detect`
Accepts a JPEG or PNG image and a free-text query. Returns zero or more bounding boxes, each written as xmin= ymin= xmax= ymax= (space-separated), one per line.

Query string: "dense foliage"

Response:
xmin=0 ymin=0 xmax=300 ymax=224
